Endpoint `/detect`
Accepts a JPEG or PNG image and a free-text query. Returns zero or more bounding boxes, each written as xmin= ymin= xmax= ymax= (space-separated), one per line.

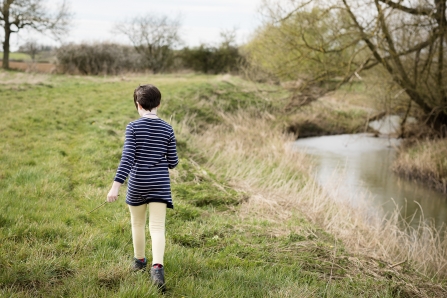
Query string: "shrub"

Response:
xmin=181 ymin=43 xmax=241 ymax=74
xmin=56 ymin=42 xmax=144 ymax=75
xmin=181 ymin=44 xmax=241 ymax=74
xmin=180 ymin=30 xmax=245 ymax=74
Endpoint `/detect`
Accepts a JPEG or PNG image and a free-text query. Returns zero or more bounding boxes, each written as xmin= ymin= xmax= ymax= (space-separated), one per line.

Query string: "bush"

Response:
xmin=181 ymin=43 xmax=241 ymax=74
xmin=56 ymin=42 xmax=144 ymax=75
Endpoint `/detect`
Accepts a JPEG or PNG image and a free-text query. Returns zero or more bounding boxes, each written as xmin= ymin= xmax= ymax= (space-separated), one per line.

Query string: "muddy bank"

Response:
xmin=393 ymin=139 xmax=447 ymax=194
xmin=287 ymin=111 xmax=426 ymax=139
xmin=284 ymin=99 xmax=370 ymax=138
xmin=287 ymin=119 xmax=368 ymax=138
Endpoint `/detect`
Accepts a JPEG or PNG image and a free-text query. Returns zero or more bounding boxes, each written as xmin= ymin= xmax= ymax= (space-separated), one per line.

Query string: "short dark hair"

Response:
xmin=133 ymin=84 xmax=161 ymax=111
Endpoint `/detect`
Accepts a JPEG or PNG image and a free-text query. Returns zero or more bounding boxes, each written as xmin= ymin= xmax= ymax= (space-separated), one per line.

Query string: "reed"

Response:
xmin=189 ymin=111 xmax=447 ymax=281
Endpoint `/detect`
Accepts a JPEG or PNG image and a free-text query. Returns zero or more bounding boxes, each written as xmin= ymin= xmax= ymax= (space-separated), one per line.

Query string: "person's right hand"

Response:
xmin=107 ymin=181 xmax=122 ymax=202
xmin=107 ymin=188 xmax=119 ymax=202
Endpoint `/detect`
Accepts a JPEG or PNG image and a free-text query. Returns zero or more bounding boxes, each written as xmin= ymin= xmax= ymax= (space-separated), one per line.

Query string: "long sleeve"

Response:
xmin=114 ymin=123 xmax=136 ymax=183
xmin=166 ymin=130 xmax=179 ymax=169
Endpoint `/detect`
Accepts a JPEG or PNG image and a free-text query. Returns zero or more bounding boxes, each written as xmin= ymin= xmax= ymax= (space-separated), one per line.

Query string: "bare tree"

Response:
xmin=114 ymin=14 xmax=181 ymax=74
xmin=0 ymin=0 xmax=71 ymax=69
xmin=19 ymin=39 xmax=38 ymax=61
xmin=250 ymin=0 xmax=447 ymax=134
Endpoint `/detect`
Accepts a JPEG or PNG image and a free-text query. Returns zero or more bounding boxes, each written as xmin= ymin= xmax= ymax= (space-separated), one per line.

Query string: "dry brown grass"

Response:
xmin=0 ymin=70 xmax=51 ymax=86
xmin=185 ymin=111 xmax=447 ymax=282
xmin=0 ymin=61 xmax=55 ymax=73
xmin=393 ymin=139 xmax=447 ymax=193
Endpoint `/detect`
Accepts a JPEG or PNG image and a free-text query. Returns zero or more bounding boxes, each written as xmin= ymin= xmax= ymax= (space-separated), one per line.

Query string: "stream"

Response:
xmin=294 ymin=133 xmax=447 ymax=229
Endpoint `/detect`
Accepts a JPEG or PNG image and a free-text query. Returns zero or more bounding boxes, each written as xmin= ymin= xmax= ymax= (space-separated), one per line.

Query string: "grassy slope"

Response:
xmin=0 ymin=71 xmax=444 ymax=297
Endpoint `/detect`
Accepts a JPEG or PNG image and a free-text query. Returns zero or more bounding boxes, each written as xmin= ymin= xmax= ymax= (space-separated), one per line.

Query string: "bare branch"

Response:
xmin=378 ymin=0 xmax=433 ymax=16
xmin=374 ymin=0 xmax=413 ymax=87
xmin=342 ymin=0 xmax=394 ymax=74
xmin=277 ymin=0 xmax=314 ymax=22
xmin=114 ymin=13 xmax=182 ymax=73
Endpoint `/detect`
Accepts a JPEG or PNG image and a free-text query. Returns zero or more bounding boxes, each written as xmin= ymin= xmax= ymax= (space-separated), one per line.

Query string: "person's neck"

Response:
xmin=140 ymin=108 xmax=158 ymax=118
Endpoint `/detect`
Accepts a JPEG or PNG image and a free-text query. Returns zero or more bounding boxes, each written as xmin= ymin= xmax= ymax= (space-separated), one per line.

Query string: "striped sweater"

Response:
xmin=114 ymin=117 xmax=179 ymax=208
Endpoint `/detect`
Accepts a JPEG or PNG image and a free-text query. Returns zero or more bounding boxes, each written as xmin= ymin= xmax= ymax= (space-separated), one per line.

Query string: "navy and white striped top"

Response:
xmin=114 ymin=117 xmax=179 ymax=208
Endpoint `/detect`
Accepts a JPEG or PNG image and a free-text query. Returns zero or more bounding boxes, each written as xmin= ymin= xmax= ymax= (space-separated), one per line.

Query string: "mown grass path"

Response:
xmin=0 ymin=72 xmax=445 ymax=297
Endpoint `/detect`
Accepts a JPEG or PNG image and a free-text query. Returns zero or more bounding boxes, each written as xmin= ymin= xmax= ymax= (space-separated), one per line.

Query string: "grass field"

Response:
xmin=0 ymin=52 xmax=32 ymax=61
xmin=0 ymin=71 xmax=445 ymax=297
xmin=0 ymin=52 xmax=53 ymax=62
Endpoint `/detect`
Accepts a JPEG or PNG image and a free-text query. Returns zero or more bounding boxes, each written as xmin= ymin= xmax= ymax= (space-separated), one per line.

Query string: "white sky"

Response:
xmin=10 ymin=0 xmax=263 ymax=50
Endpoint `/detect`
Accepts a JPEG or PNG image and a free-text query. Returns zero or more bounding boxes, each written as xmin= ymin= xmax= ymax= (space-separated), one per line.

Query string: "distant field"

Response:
xmin=0 ymin=51 xmax=55 ymax=63
xmin=0 ymin=52 xmax=55 ymax=72
xmin=0 ymin=52 xmax=32 ymax=61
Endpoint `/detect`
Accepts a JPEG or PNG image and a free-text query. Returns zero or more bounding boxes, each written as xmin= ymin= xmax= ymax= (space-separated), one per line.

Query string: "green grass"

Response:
xmin=0 ymin=52 xmax=32 ymax=61
xmin=0 ymin=51 xmax=54 ymax=63
xmin=0 ymin=71 xmax=444 ymax=297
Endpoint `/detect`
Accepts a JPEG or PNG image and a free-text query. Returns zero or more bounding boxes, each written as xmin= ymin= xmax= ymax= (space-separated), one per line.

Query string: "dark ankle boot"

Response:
xmin=150 ymin=264 xmax=165 ymax=288
xmin=131 ymin=258 xmax=147 ymax=271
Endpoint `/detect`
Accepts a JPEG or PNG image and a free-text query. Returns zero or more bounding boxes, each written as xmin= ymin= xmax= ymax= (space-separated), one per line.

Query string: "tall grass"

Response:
xmin=393 ymin=139 xmax=447 ymax=193
xmin=189 ymin=111 xmax=447 ymax=281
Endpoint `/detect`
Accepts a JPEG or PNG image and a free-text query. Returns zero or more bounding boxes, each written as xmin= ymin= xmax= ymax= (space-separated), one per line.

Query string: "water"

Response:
xmin=368 ymin=115 xmax=417 ymax=135
xmin=294 ymin=133 xmax=447 ymax=229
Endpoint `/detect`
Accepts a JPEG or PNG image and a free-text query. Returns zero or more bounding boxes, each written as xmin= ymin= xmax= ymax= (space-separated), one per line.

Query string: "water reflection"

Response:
xmin=294 ymin=133 xmax=447 ymax=229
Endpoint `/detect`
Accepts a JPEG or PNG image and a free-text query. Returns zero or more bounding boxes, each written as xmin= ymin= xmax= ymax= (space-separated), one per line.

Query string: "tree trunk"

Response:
xmin=2 ymin=26 xmax=10 ymax=69
xmin=426 ymin=110 xmax=447 ymax=137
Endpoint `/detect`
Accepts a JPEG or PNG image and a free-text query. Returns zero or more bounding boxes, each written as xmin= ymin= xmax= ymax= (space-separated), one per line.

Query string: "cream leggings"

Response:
xmin=128 ymin=202 xmax=166 ymax=265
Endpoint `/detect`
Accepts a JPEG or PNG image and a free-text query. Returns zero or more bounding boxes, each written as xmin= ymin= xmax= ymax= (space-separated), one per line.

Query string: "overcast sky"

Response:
xmin=11 ymin=0 xmax=263 ymax=50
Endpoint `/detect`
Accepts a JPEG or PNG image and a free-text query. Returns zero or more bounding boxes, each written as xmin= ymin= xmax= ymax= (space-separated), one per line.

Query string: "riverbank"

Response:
xmin=393 ymin=139 xmax=447 ymax=194
xmin=283 ymin=82 xmax=378 ymax=138
xmin=287 ymin=79 xmax=447 ymax=196
xmin=0 ymin=71 xmax=445 ymax=296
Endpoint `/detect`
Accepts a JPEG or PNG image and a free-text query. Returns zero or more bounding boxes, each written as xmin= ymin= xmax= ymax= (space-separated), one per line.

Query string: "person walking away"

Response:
xmin=106 ymin=84 xmax=179 ymax=289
